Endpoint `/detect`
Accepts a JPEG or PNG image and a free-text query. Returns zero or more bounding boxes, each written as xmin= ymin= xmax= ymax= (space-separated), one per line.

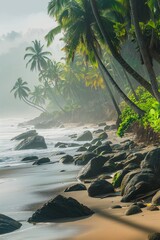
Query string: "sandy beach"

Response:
xmin=0 ymin=122 xmax=159 ymax=240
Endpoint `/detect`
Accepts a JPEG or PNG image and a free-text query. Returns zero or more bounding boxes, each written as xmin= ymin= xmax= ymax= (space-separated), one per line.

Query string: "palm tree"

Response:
xmin=89 ymin=0 xmax=155 ymax=97
xmin=129 ymin=0 xmax=160 ymax=102
xmin=46 ymin=0 xmax=144 ymax=115
xmin=24 ymin=40 xmax=52 ymax=72
xmin=11 ymin=78 xmax=46 ymax=113
xmin=29 ymin=85 xmax=46 ymax=111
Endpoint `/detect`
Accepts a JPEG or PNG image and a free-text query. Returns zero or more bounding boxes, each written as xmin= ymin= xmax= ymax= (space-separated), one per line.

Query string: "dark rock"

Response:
xmin=124 ymin=152 xmax=146 ymax=167
xmin=109 ymin=152 xmax=127 ymax=163
xmin=111 ymin=144 xmax=122 ymax=151
xmin=11 ymin=130 xmax=37 ymax=141
xmin=97 ymin=132 xmax=108 ymax=141
xmin=124 ymin=163 xmax=140 ymax=171
xmin=121 ymin=169 xmax=141 ymax=195
xmin=112 ymin=169 xmax=129 ymax=188
xmin=64 ymin=184 xmax=87 ymax=192
xmin=88 ymin=145 xmax=98 ymax=152
xmin=74 ymin=152 xmax=97 ymax=166
xmin=58 ymin=144 xmax=67 ymax=148
xmin=15 ymin=135 xmax=47 ymax=150
xmin=83 ymin=143 xmax=91 ymax=148
xmin=77 ymin=131 xmax=93 ymax=141
xmin=93 ymin=129 xmax=104 ymax=134
xmin=101 ymin=162 xmax=117 ymax=173
xmin=21 ymin=156 xmax=38 ymax=162
xmin=95 ymin=143 xmax=112 ymax=155
xmin=78 ymin=155 xmax=109 ymax=180
xmin=152 ymin=191 xmax=160 ymax=205
xmin=69 ymin=134 xmax=77 ymax=139
xmin=0 ymin=214 xmax=22 ymax=234
xmin=104 ymin=125 xmax=110 ymax=131
xmin=55 ymin=142 xmax=68 ymax=148
xmin=125 ymin=205 xmax=142 ymax=216
xmin=141 ymin=148 xmax=160 ymax=174
xmin=68 ymin=143 xmax=80 ymax=147
xmin=28 ymin=195 xmax=94 ymax=222
xmin=60 ymin=155 xmax=74 ymax=164
xmin=147 ymin=205 xmax=159 ymax=211
xmin=33 ymin=157 xmax=51 ymax=165
xmin=120 ymin=140 xmax=136 ymax=151
xmin=109 ymin=124 xmax=117 ymax=130
xmin=55 ymin=152 xmax=65 ymax=156
xmin=88 ymin=179 xmax=114 ymax=197
xmin=121 ymin=170 xmax=159 ymax=202
xmin=133 ymin=202 xmax=146 ymax=209
xmin=148 ymin=233 xmax=160 ymax=240
xmin=77 ymin=146 xmax=87 ymax=152
xmin=60 ymin=170 xmax=66 ymax=172
xmin=111 ymin=205 xmax=122 ymax=209
xmin=98 ymin=122 xmax=106 ymax=127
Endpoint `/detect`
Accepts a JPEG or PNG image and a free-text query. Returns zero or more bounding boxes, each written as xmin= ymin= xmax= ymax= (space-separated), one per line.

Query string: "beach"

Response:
xmin=0 ymin=118 xmax=159 ymax=240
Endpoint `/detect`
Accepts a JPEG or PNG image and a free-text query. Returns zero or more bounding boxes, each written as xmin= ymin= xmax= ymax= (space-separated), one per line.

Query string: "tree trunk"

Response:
xmin=99 ymin=66 xmax=121 ymax=116
xmin=91 ymin=43 xmax=144 ymax=116
xmin=123 ymin=69 xmax=139 ymax=101
xmin=22 ymin=97 xmax=47 ymax=113
xmin=89 ymin=0 xmax=154 ymax=97
xmin=129 ymin=0 xmax=160 ymax=102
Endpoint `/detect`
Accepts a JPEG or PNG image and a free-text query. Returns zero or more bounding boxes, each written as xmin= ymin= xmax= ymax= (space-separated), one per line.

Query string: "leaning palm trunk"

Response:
xmin=129 ymin=0 xmax=160 ymax=102
xmin=123 ymin=69 xmax=139 ymax=101
xmin=22 ymin=97 xmax=47 ymax=113
xmin=99 ymin=66 xmax=121 ymax=117
xmin=89 ymin=0 xmax=154 ymax=97
xmin=91 ymin=43 xmax=144 ymax=116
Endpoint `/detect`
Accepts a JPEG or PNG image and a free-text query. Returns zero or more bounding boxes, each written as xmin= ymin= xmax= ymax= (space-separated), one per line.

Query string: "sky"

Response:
xmin=0 ymin=0 xmax=63 ymax=117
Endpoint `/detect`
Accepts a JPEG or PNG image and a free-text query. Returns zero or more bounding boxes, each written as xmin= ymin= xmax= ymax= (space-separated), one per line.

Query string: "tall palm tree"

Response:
xmin=24 ymin=40 xmax=52 ymax=72
xmin=46 ymin=0 xmax=144 ymax=115
xmin=11 ymin=78 xmax=46 ymax=112
xmin=89 ymin=0 xmax=155 ymax=97
xmin=29 ymin=85 xmax=46 ymax=111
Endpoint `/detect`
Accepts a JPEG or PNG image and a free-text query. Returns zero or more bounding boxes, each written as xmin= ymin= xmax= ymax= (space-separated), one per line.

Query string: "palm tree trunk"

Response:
xmin=129 ymin=0 xmax=160 ymax=102
xmin=99 ymin=66 xmax=121 ymax=116
xmin=91 ymin=43 xmax=144 ymax=116
xmin=123 ymin=69 xmax=139 ymax=101
xmin=89 ymin=0 xmax=154 ymax=97
xmin=22 ymin=97 xmax=47 ymax=113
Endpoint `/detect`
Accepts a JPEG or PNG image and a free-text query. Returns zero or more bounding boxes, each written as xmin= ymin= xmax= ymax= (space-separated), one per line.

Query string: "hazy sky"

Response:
xmin=0 ymin=0 xmax=63 ymax=117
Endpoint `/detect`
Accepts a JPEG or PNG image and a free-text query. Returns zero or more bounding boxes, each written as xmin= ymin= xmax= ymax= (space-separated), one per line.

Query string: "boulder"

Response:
xmin=152 ymin=191 xmax=160 ymax=205
xmin=147 ymin=205 xmax=159 ymax=211
xmin=33 ymin=157 xmax=51 ymax=165
xmin=87 ymin=146 xmax=98 ymax=152
xmin=77 ymin=146 xmax=87 ymax=152
xmin=95 ymin=143 xmax=112 ymax=155
xmin=111 ymin=205 xmax=122 ymax=209
xmin=109 ymin=152 xmax=127 ymax=163
xmin=55 ymin=142 xmax=68 ymax=148
xmin=68 ymin=134 xmax=77 ymax=139
xmin=15 ymin=135 xmax=47 ymax=150
xmin=0 ymin=214 xmax=22 ymax=234
xmin=77 ymin=131 xmax=93 ymax=141
xmin=11 ymin=130 xmax=37 ymax=141
xmin=21 ymin=156 xmax=38 ymax=162
xmin=124 ymin=163 xmax=140 ymax=171
xmin=112 ymin=169 xmax=129 ymax=188
xmin=98 ymin=122 xmax=106 ymax=127
xmin=148 ymin=233 xmax=160 ymax=240
xmin=141 ymin=148 xmax=160 ymax=174
xmin=60 ymin=155 xmax=74 ymax=164
xmin=125 ymin=205 xmax=142 ymax=216
xmin=121 ymin=169 xmax=141 ymax=195
xmin=124 ymin=152 xmax=146 ymax=167
xmin=28 ymin=195 xmax=94 ymax=223
xmin=74 ymin=152 xmax=97 ymax=166
xmin=64 ymin=184 xmax=87 ymax=192
xmin=68 ymin=143 xmax=80 ymax=147
xmin=121 ymin=169 xmax=160 ymax=202
xmin=97 ymin=132 xmax=108 ymax=141
xmin=93 ymin=129 xmax=104 ymax=134
xmin=88 ymin=179 xmax=114 ymax=197
xmin=78 ymin=156 xmax=109 ymax=180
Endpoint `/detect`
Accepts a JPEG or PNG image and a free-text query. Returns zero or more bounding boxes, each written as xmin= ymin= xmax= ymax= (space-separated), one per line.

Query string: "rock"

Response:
xmin=88 ymin=179 xmax=114 ymax=197
xmin=68 ymin=143 xmax=80 ymax=147
xmin=121 ymin=169 xmax=160 ymax=202
xmin=77 ymin=146 xmax=87 ymax=152
xmin=58 ymin=144 xmax=67 ymax=148
xmin=124 ymin=152 xmax=146 ymax=167
xmin=109 ymin=124 xmax=117 ymax=130
xmin=109 ymin=152 xmax=127 ymax=163
xmin=55 ymin=142 xmax=68 ymax=148
xmin=78 ymin=156 xmax=109 ymax=180
xmin=68 ymin=134 xmax=77 ymax=139
xmin=87 ymin=145 xmax=98 ymax=152
xmin=95 ymin=143 xmax=112 ymax=155
xmin=11 ymin=130 xmax=37 ymax=141
xmin=121 ymin=169 xmax=141 ymax=195
xmin=74 ymin=152 xmax=97 ymax=166
xmin=97 ymin=132 xmax=108 ymax=141
xmin=141 ymin=148 xmax=160 ymax=174
xmin=148 ymin=233 xmax=160 ymax=240
xmin=60 ymin=155 xmax=74 ymax=164
xmin=93 ymin=129 xmax=104 ymax=134
xmin=0 ymin=214 xmax=22 ymax=234
xmin=64 ymin=184 xmax=87 ymax=192
xmin=124 ymin=163 xmax=140 ymax=171
xmin=133 ymin=202 xmax=146 ymax=209
xmin=28 ymin=195 xmax=94 ymax=222
xmin=101 ymin=162 xmax=117 ymax=173
xmin=21 ymin=156 xmax=38 ymax=162
xmin=33 ymin=157 xmax=51 ymax=165
xmin=98 ymin=122 xmax=106 ymax=127
xmin=111 ymin=205 xmax=122 ymax=209
xmin=77 ymin=131 xmax=93 ymax=141
xmin=152 ymin=191 xmax=160 ymax=205
xmin=147 ymin=205 xmax=159 ymax=211
xmin=112 ymin=169 xmax=129 ymax=188
xmin=15 ymin=135 xmax=47 ymax=150
xmin=83 ymin=143 xmax=91 ymax=148
xmin=104 ymin=125 xmax=110 ymax=131
xmin=125 ymin=205 xmax=142 ymax=216
xmin=60 ymin=170 xmax=66 ymax=172
xmin=55 ymin=152 xmax=65 ymax=156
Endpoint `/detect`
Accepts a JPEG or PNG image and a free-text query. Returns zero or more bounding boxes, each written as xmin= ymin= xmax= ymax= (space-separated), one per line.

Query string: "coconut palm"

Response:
xmin=46 ymin=0 xmax=144 ymax=115
xmin=24 ymin=40 xmax=52 ymax=72
xmin=11 ymin=78 xmax=46 ymax=112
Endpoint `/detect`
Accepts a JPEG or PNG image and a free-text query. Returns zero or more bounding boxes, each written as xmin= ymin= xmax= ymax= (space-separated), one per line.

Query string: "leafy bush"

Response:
xmin=117 ymin=87 xmax=160 ymax=137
